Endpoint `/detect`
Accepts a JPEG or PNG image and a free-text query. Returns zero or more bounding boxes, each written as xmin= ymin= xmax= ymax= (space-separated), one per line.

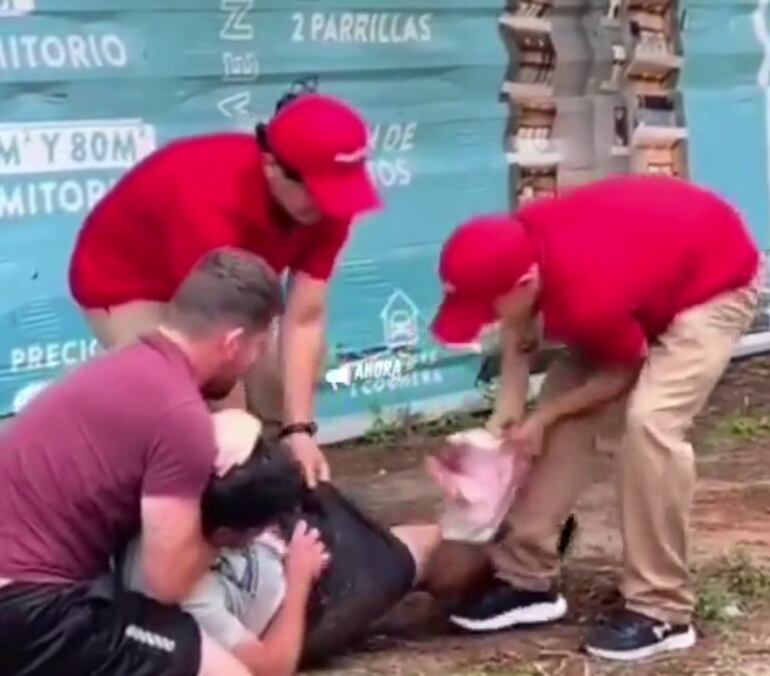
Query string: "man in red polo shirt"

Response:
xmin=431 ymin=176 xmax=761 ymax=661
xmin=69 ymin=91 xmax=380 ymax=488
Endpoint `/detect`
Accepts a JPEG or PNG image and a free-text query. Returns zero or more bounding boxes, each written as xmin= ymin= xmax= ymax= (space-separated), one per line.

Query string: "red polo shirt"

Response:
xmin=519 ymin=176 xmax=760 ymax=365
xmin=69 ymin=133 xmax=351 ymax=308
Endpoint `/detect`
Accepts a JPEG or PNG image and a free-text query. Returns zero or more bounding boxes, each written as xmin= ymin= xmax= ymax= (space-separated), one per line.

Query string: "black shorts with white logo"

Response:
xmin=0 ymin=579 xmax=201 ymax=676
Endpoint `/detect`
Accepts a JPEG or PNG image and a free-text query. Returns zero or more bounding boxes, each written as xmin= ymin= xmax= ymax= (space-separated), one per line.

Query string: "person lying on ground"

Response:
xmin=0 ymin=249 xmax=283 ymax=676
xmin=122 ymin=410 xmax=441 ymax=673
xmin=431 ymin=175 xmax=760 ymax=661
xmin=124 ymin=411 xmax=578 ymax=673
xmin=121 ymin=410 xmax=327 ymax=676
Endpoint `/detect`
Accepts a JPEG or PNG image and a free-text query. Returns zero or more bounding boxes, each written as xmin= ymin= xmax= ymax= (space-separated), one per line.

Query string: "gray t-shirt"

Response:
xmin=122 ymin=535 xmax=286 ymax=648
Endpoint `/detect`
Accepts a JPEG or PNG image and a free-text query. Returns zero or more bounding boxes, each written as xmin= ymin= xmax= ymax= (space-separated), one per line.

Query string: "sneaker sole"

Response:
xmin=585 ymin=626 xmax=697 ymax=662
xmin=449 ymin=595 xmax=568 ymax=632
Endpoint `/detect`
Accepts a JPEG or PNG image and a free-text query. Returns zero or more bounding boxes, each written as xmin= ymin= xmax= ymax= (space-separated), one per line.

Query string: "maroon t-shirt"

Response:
xmin=0 ymin=334 xmax=217 ymax=583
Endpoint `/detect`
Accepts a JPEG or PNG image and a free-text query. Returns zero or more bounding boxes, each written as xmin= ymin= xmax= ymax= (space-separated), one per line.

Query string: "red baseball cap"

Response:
xmin=266 ymin=94 xmax=381 ymax=220
xmin=432 ymin=215 xmax=537 ymax=347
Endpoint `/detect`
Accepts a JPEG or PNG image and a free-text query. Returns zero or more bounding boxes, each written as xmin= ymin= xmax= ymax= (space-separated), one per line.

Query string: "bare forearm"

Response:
xmin=492 ymin=323 xmax=534 ymax=429
xmin=144 ymin=538 xmax=215 ymax=604
xmin=281 ymin=318 xmax=324 ymax=425
xmin=234 ymin=580 xmax=311 ymax=676
xmin=140 ymin=495 xmax=218 ymax=605
xmin=535 ymin=366 xmax=638 ymax=427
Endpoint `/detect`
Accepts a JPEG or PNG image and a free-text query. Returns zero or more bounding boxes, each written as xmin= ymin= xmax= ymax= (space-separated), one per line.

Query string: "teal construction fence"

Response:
xmin=0 ymin=0 xmax=768 ymax=441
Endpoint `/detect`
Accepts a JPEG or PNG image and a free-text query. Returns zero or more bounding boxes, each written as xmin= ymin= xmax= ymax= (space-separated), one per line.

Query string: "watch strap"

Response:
xmin=279 ymin=421 xmax=318 ymax=439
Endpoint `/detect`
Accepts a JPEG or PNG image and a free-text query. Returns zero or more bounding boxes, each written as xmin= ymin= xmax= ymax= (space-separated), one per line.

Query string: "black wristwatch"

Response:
xmin=279 ymin=421 xmax=318 ymax=440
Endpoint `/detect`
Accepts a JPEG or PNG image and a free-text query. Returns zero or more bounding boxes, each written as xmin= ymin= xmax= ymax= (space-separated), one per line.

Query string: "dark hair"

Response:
xmin=255 ymin=76 xmax=320 ymax=183
xmin=274 ymin=75 xmax=319 ymax=114
xmin=201 ymin=437 xmax=306 ymax=535
xmin=168 ymin=247 xmax=284 ymax=336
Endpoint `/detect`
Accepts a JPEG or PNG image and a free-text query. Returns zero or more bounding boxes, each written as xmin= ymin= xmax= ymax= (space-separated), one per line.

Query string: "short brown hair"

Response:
xmin=168 ymin=248 xmax=284 ymax=335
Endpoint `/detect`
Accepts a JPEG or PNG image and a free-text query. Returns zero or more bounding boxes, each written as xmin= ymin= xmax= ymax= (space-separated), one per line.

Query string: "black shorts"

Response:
xmin=0 ymin=578 xmax=201 ymax=676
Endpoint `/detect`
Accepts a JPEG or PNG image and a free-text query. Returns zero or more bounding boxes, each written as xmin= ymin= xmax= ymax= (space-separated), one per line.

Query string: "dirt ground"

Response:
xmin=316 ymin=355 xmax=770 ymax=676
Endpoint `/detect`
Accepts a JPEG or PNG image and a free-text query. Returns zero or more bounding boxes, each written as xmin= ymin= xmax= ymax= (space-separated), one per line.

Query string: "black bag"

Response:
xmin=201 ymin=442 xmax=416 ymax=666
xmin=278 ymin=484 xmax=416 ymax=667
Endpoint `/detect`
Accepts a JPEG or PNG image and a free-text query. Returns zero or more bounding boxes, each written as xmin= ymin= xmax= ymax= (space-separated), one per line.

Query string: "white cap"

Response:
xmin=211 ymin=409 xmax=263 ymax=476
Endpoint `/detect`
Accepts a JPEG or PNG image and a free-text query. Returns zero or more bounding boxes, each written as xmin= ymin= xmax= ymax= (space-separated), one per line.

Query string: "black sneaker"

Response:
xmin=584 ymin=609 xmax=696 ymax=662
xmin=449 ymin=579 xmax=568 ymax=632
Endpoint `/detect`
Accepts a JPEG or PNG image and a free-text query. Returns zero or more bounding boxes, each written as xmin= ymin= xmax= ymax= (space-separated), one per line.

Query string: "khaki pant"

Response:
xmin=85 ymin=301 xmax=285 ymax=423
xmin=492 ymin=279 xmax=760 ymax=625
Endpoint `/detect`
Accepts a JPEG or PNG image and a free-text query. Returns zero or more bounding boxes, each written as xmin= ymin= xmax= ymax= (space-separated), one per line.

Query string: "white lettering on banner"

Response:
xmin=355 ymin=355 xmax=405 ymax=380
xmin=222 ymin=51 xmax=258 ymax=82
xmin=0 ymin=176 xmax=118 ymax=219
xmin=291 ymin=12 xmax=432 ymax=44
xmin=218 ymin=0 xmax=257 ymax=118
xmin=370 ymin=123 xmax=417 ymax=152
xmin=348 ymin=351 xmax=443 ymax=399
xmin=324 ymin=352 xmax=443 ymax=397
xmin=325 ymin=289 xmax=442 ymax=398
xmin=0 ymin=34 xmax=127 ymax=70
xmin=0 ymin=0 xmax=35 ymax=17
xmin=220 ymin=0 xmax=254 ymax=41
xmin=366 ymin=159 xmax=411 ymax=187
xmin=217 ymin=91 xmax=252 ymax=119
xmin=10 ymin=338 xmax=101 ymax=373
xmin=0 ymin=120 xmax=156 ymax=175
xmin=366 ymin=123 xmax=418 ymax=189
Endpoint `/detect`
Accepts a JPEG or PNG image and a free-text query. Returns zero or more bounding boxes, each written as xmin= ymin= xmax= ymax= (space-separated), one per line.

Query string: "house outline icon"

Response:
xmin=380 ymin=290 xmax=420 ymax=348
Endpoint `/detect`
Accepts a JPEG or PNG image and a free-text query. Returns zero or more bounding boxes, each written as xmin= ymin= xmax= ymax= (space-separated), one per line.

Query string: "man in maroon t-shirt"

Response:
xmin=430 ymin=176 xmax=761 ymax=662
xmin=0 ymin=249 xmax=322 ymax=676
xmin=68 ymin=85 xmax=381 ymax=490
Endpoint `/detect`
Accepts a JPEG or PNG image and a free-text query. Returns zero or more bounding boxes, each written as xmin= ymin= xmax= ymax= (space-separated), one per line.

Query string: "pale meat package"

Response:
xmin=426 ymin=427 xmax=531 ymax=543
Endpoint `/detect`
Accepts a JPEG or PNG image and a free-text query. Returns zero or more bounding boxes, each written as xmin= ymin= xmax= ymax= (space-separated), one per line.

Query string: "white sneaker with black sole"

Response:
xmin=449 ymin=579 xmax=568 ymax=632
xmin=584 ymin=609 xmax=697 ymax=662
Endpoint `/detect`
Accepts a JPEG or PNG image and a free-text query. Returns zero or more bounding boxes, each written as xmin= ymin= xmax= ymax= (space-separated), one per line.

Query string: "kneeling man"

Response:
xmin=123 ymin=411 xmax=441 ymax=674
xmin=0 ymin=249 xmax=283 ymax=676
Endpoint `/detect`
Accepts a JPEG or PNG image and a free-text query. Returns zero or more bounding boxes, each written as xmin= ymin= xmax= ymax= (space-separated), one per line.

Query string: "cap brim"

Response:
xmin=431 ymin=294 xmax=496 ymax=349
xmin=305 ymin=166 xmax=382 ymax=220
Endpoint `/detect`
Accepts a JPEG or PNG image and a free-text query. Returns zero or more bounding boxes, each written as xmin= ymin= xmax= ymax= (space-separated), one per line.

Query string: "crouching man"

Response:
xmin=431 ymin=176 xmax=760 ymax=661
xmin=123 ymin=409 xmax=441 ymax=674
xmin=69 ymin=87 xmax=381 ymax=488
xmin=0 ymin=249 xmax=283 ymax=676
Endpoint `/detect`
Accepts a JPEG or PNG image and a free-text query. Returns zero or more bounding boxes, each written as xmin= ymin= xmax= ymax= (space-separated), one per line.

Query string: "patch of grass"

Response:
xmin=696 ymin=550 xmax=770 ymax=625
xmin=449 ymin=655 xmax=595 ymax=676
xmin=419 ymin=410 xmax=488 ymax=437
xmin=717 ymin=413 xmax=770 ymax=442
xmin=360 ymin=407 xmax=417 ymax=446
xmin=450 ymin=666 xmax=544 ymax=676
xmin=358 ymin=407 xmax=488 ymax=446
xmin=697 ymin=578 xmax=741 ymax=625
